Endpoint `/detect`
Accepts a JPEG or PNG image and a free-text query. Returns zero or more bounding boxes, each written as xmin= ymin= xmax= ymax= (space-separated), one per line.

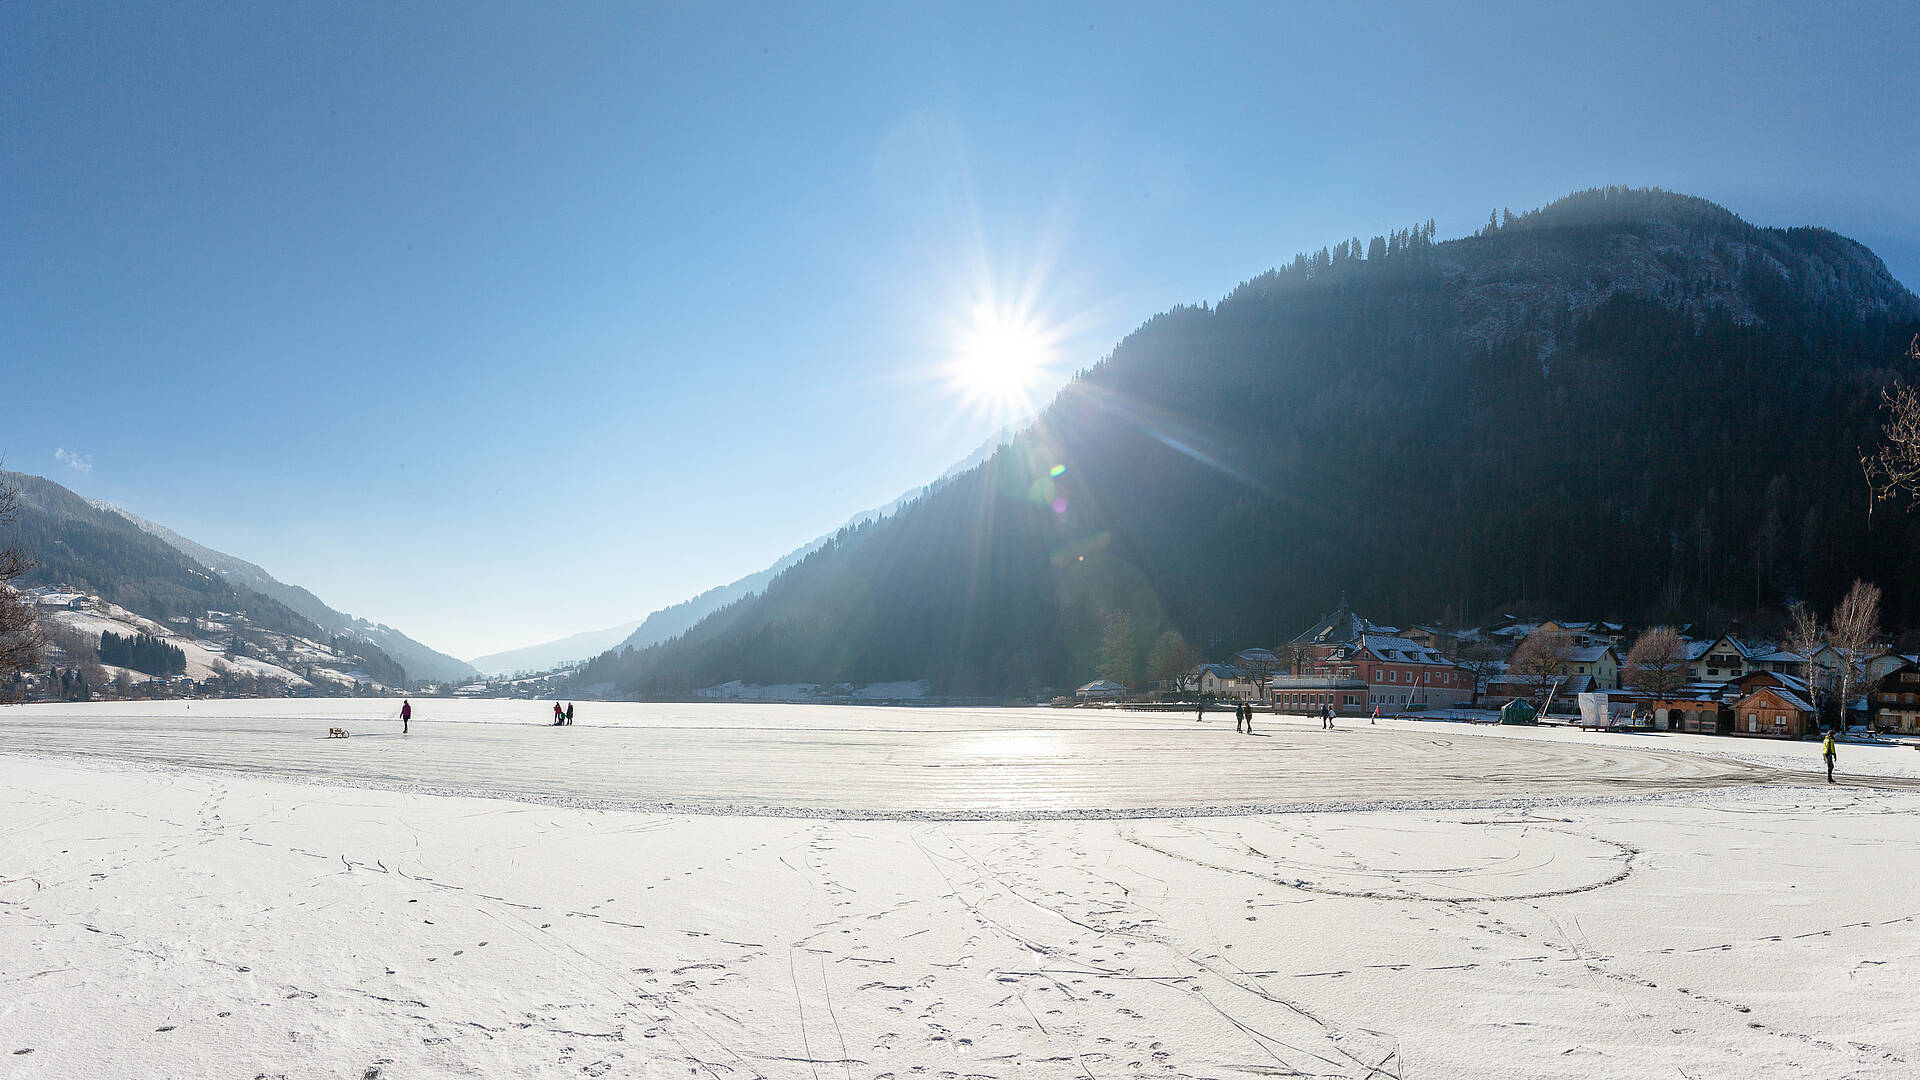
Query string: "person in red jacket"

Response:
xmin=401 ymin=699 xmax=412 ymax=735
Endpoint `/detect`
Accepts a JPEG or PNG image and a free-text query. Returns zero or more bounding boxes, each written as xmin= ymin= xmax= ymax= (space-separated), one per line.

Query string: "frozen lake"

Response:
xmin=0 ymin=699 xmax=1869 ymax=817
xmin=5 ymin=700 xmax=1920 ymax=1077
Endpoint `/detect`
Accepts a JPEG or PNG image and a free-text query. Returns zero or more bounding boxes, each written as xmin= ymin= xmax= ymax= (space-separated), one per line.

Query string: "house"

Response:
xmin=1398 ymin=625 xmax=1454 ymax=651
xmin=1538 ymin=620 xmax=1625 ymax=647
xmin=1728 ymin=686 xmax=1817 ymax=739
xmin=1289 ymin=603 xmax=1399 ymax=661
xmin=1075 ymin=679 xmax=1127 ymax=701
xmin=1229 ymin=648 xmax=1284 ymax=683
xmin=1193 ymin=664 xmax=1261 ymax=702
xmin=1288 ymin=606 xmax=1472 ymax=710
xmin=1269 ymin=676 xmax=1370 ymax=716
xmin=1747 ymin=647 xmax=1807 ymax=675
xmin=1688 ymin=635 xmax=1757 ymax=683
xmin=1727 ymin=669 xmax=1814 ymax=701
xmin=1568 ymin=644 xmax=1620 ymax=690
xmin=1869 ymin=661 xmax=1920 ymax=733
xmin=1865 ymin=651 xmax=1918 ymax=687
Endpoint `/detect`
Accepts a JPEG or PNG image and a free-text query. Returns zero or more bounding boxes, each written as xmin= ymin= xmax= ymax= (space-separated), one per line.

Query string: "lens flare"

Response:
xmin=945 ymin=302 xmax=1060 ymax=416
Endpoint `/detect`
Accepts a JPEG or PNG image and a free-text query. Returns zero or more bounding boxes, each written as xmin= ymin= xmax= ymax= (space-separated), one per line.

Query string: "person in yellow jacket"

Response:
xmin=1822 ymin=730 xmax=1837 ymax=783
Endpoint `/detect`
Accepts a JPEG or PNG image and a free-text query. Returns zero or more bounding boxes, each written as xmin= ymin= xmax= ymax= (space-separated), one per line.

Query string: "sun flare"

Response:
xmin=948 ymin=305 xmax=1057 ymax=414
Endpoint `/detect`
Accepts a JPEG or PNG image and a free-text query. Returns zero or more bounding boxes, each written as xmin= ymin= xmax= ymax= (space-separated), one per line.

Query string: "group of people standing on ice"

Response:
xmin=552 ymin=701 xmax=575 ymax=726
xmin=1197 ymin=698 xmax=1337 ymax=734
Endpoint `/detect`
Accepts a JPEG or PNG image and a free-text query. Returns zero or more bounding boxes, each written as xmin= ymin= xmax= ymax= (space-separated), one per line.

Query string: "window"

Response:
xmin=1388 ymin=670 xmax=1397 ymax=682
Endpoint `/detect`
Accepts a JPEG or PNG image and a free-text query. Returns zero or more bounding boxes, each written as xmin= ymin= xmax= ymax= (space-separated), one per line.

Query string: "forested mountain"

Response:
xmin=4 ymin=471 xmax=419 ymax=690
xmin=603 ymin=423 xmax=1024 ymax=661
xmin=94 ymin=503 xmax=478 ymax=683
xmin=573 ymin=188 xmax=1920 ymax=699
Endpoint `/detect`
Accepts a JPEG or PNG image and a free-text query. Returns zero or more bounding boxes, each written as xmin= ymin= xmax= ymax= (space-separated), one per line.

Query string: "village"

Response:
xmin=1074 ymin=599 xmax=1920 ymax=741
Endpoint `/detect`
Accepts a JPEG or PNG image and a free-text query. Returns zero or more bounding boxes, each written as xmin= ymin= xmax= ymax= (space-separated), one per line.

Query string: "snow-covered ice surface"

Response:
xmin=3 ymin=702 xmax=1918 ymax=1078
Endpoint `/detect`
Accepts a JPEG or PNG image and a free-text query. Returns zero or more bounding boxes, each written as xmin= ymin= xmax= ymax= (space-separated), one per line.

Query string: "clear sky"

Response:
xmin=5 ymin=2 xmax=1916 ymax=661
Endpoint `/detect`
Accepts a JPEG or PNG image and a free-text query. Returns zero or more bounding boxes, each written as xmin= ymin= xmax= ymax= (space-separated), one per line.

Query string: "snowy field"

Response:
xmin=3 ymin=702 xmax=1918 ymax=1078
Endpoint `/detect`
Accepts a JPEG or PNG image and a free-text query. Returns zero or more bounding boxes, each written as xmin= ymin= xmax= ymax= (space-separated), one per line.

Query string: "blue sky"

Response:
xmin=4 ymin=2 xmax=1916 ymax=660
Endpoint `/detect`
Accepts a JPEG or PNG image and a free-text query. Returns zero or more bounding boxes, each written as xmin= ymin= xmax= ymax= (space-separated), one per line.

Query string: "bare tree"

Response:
xmin=1508 ymin=629 xmax=1573 ymax=716
xmin=0 ymin=473 xmax=45 ymax=682
xmin=1146 ymin=630 xmax=1203 ymax=694
xmin=1623 ymin=626 xmax=1689 ymax=699
xmin=1830 ymin=579 xmax=1882 ymax=729
xmin=1453 ymin=638 xmax=1507 ymax=698
xmin=1785 ymin=600 xmax=1830 ymax=717
xmin=1861 ymin=336 xmax=1920 ymax=513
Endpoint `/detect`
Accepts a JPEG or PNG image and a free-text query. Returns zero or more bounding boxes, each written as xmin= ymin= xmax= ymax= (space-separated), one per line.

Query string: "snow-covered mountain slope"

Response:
xmin=89 ymin=500 xmax=478 ymax=683
xmin=28 ymin=585 xmax=396 ymax=692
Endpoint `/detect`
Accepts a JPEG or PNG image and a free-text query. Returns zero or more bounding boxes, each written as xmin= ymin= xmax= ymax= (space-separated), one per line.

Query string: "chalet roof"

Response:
xmin=1547 ymin=620 xmax=1623 ymax=633
xmin=1193 ymin=663 xmax=1250 ymax=680
xmin=1740 ymin=686 xmax=1814 ymax=713
xmin=1231 ymin=648 xmax=1280 ymax=665
xmin=1700 ymin=635 xmax=1758 ymax=658
xmin=1077 ymin=679 xmax=1126 ymax=693
xmin=1354 ymin=635 xmax=1453 ymax=665
xmin=1568 ymin=644 xmax=1616 ymax=663
xmin=1292 ymin=605 xmax=1397 ymax=646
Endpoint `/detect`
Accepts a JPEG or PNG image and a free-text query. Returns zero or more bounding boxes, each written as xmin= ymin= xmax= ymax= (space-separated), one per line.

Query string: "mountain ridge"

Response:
xmin=474 ymin=424 xmax=1021 ymax=677
xmin=88 ymin=500 xmax=478 ymax=683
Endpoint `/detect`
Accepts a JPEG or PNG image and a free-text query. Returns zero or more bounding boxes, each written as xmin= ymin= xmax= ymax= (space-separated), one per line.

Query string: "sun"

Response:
xmin=947 ymin=304 xmax=1057 ymax=414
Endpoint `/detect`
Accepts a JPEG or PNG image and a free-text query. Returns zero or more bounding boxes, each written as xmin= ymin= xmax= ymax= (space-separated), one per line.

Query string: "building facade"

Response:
xmin=1870 ymin=661 xmax=1920 ymax=733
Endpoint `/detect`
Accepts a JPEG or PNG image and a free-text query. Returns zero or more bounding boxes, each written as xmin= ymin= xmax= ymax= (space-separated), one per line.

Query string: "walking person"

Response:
xmin=1197 ymin=699 xmax=1206 ymax=723
xmin=1823 ymin=729 xmax=1838 ymax=783
xmin=400 ymin=699 xmax=411 ymax=735
xmin=1234 ymin=701 xmax=1245 ymax=734
xmin=1243 ymin=702 xmax=1253 ymax=735
xmin=565 ymin=702 xmax=575 ymax=726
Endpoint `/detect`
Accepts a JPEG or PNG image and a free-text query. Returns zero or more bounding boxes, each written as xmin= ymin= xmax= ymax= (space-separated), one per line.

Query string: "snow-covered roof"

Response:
xmin=1076 ymin=679 xmax=1126 ymax=693
xmin=1741 ymin=686 xmax=1814 ymax=713
xmin=1193 ymin=663 xmax=1251 ymax=679
xmin=1568 ymin=644 xmax=1615 ymax=663
xmin=1758 ymin=671 xmax=1811 ymax=694
xmin=1355 ymin=635 xmax=1453 ymax=665
xmin=1292 ymin=606 xmax=1397 ymax=646
xmin=1699 ymin=635 xmax=1757 ymax=658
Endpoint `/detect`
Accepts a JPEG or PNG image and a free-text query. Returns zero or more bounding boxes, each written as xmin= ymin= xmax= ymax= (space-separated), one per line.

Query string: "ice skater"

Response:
xmin=1322 ymin=704 xmax=1334 ymax=730
xmin=1242 ymin=702 xmax=1253 ymax=735
xmin=1823 ymin=729 xmax=1837 ymax=783
xmin=1196 ymin=699 xmax=1206 ymax=722
xmin=401 ymin=699 xmax=411 ymax=735
xmin=1234 ymin=701 xmax=1245 ymax=733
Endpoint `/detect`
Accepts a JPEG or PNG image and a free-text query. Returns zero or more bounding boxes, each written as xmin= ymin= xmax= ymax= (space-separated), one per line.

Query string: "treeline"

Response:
xmin=330 ymin=635 xmax=409 ymax=688
xmin=573 ymin=188 xmax=1920 ymax=699
xmin=98 ymin=631 xmax=187 ymax=676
